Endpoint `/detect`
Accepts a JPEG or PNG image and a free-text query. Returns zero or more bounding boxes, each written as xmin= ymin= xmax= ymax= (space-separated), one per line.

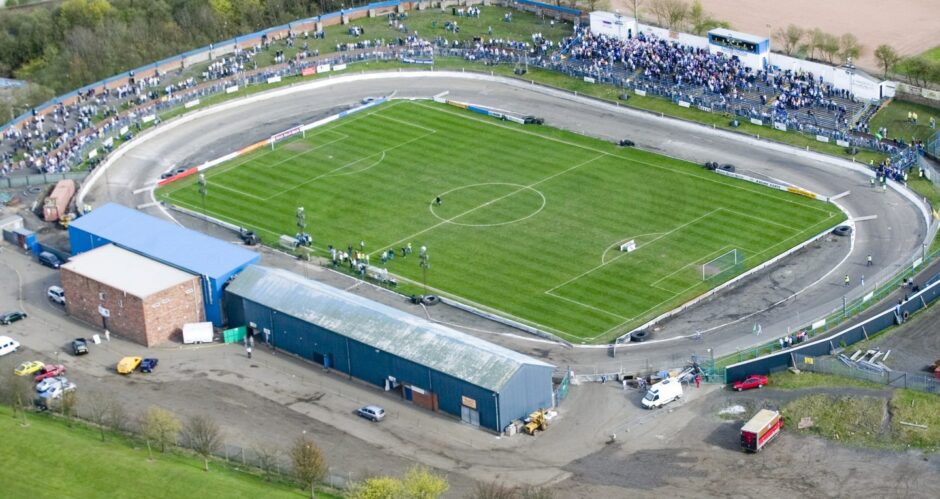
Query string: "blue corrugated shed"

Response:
xmin=225 ymin=266 xmax=555 ymax=431
xmin=69 ymin=203 xmax=260 ymax=326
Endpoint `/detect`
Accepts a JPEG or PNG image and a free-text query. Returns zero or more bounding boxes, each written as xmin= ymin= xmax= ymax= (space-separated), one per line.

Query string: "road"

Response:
xmin=80 ymin=71 xmax=929 ymax=374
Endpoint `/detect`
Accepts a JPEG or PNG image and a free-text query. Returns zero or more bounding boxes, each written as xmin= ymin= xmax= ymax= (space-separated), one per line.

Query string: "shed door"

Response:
xmin=412 ymin=390 xmax=438 ymax=412
xmin=461 ymin=406 xmax=480 ymax=427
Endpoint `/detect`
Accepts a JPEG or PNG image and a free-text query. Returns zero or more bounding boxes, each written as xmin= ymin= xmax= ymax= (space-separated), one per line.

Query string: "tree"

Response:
xmin=349 ymin=466 xmax=448 ymax=499
xmin=897 ymin=56 xmax=937 ymax=87
xmin=59 ymin=390 xmax=79 ymax=427
xmin=140 ymin=407 xmax=181 ymax=454
xmin=685 ymin=0 xmax=728 ymax=35
xmin=585 ymin=0 xmax=609 ymax=13
xmin=0 ymin=370 xmax=34 ymax=425
xmin=646 ymin=0 xmax=689 ymax=30
xmin=106 ymin=396 xmax=129 ymax=434
xmin=85 ymin=392 xmax=113 ymax=441
xmin=818 ymin=32 xmax=841 ymax=63
xmin=773 ymin=24 xmax=804 ymax=56
xmin=402 ymin=466 xmax=449 ymax=499
xmin=253 ymin=443 xmax=282 ymax=481
xmin=184 ymin=415 xmax=224 ymax=472
xmin=350 ymin=476 xmax=404 ymax=499
xmin=471 ymin=481 xmax=517 ymax=499
xmin=839 ymin=33 xmax=863 ymax=65
xmin=873 ymin=44 xmax=900 ymax=79
xmin=290 ymin=436 xmax=327 ymax=498
xmin=802 ymin=28 xmax=826 ymax=61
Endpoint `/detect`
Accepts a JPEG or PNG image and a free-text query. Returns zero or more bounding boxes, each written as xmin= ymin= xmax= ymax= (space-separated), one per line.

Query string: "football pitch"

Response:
xmin=157 ymin=100 xmax=844 ymax=343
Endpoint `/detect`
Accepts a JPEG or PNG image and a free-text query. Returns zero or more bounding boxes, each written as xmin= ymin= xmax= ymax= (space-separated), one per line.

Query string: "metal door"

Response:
xmin=461 ymin=406 xmax=479 ymax=426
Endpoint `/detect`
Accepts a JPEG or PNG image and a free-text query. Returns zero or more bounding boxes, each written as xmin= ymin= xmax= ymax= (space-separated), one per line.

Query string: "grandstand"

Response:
xmin=0 ymin=2 xmax=913 ymax=182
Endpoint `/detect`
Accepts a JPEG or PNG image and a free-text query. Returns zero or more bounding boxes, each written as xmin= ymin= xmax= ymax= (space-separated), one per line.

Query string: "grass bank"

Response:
xmin=769 ymin=370 xmax=884 ymax=390
xmin=0 ymin=405 xmax=337 ymax=498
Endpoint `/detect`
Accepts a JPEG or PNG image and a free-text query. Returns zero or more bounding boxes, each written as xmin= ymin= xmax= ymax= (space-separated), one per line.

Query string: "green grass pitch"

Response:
xmin=158 ymin=100 xmax=844 ymax=343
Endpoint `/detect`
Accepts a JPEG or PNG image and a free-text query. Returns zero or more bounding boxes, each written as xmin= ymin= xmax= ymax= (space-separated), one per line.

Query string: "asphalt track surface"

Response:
xmin=84 ymin=72 xmax=928 ymax=372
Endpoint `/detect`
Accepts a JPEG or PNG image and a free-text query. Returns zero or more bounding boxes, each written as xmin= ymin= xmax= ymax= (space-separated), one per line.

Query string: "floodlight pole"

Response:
xmin=419 ymin=248 xmax=429 ymax=295
xmin=296 ymin=206 xmax=307 ymax=278
xmin=197 ymin=173 xmax=208 ymax=232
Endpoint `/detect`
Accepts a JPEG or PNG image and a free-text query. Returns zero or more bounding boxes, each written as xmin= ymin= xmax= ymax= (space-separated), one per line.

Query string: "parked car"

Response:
xmin=36 ymin=376 xmax=67 ymax=393
xmin=140 ymin=358 xmax=159 ymax=373
xmin=0 ymin=335 xmax=20 ymax=356
xmin=38 ymin=251 xmax=62 ymax=269
xmin=0 ymin=311 xmax=28 ymax=325
xmin=47 ymin=286 xmax=66 ymax=305
xmin=116 ymin=356 xmax=142 ymax=374
xmin=14 ymin=360 xmax=45 ymax=376
xmin=732 ymin=375 xmax=769 ymax=392
xmin=71 ymin=338 xmax=89 ymax=355
xmin=35 ymin=364 xmax=66 ymax=382
xmin=38 ymin=380 xmax=76 ymax=400
xmin=356 ymin=405 xmax=386 ymax=422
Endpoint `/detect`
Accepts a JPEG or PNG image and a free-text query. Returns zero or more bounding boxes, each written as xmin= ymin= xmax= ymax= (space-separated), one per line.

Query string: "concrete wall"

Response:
xmin=62 ymin=268 xmax=204 ymax=346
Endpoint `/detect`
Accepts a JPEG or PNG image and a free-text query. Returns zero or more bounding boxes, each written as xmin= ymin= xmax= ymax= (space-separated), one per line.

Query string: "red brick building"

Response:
xmin=60 ymin=244 xmax=204 ymax=346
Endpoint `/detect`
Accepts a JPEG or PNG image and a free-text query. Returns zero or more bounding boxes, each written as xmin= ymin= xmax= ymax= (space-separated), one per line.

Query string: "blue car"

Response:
xmin=140 ymin=358 xmax=159 ymax=373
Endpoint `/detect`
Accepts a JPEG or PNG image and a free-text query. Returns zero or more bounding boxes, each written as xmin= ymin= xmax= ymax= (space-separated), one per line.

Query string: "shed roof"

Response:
xmin=227 ymin=266 xmax=554 ymax=392
xmin=69 ymin=203 xmax=259 ymax=279
xmin=708 ymin=28 xmax=768 ymax=45
xmin=61 ymin=244 xmax=197 ymax=298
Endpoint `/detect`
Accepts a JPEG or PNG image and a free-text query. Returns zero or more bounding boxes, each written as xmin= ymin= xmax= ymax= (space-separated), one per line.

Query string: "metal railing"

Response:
xmin=794 ymin=353 xmax=940 ymax=394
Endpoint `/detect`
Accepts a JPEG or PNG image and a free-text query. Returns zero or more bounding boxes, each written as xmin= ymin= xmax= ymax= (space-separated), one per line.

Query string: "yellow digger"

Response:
xmin=523 ymin=409 xmax=548 ymax=435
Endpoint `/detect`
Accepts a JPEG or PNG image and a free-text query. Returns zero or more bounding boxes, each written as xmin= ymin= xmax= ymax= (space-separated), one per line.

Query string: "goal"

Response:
xmin=702 ymin=249 xmax=743 ymax=281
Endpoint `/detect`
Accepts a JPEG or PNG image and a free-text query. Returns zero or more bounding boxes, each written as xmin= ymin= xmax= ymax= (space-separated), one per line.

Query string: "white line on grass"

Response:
xmin=600 ymin=233 xmax=664 ymax=264
xmin=374 ymin=153 xmax=605 ymax=257
xmin=372 ymin=112 xmax=440 ymax=133
xmin=545 ymin=292 xmax=629 ymax=319
xmin=648 ymin=244 xmax=735 ymax=293
xmin=545 ymin=208 xmax=722 ymax=294
xmin=414 ymin=101 xmax=833 ymax=217
xmin=262 ymin=130 xmax=435 ymax=201
xmin=204 ymin=101 xmax=403 ymax=180
xmin=323 ymin=151 xmax=387 ymax=178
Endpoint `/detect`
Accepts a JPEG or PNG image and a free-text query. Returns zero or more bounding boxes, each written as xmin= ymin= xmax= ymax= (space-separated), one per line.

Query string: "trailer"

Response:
xmin=741 ymin=409 xmax=782 ymax=452
xmin=182 ymin=322 xmax=214 ymax=344
xmin=43 ymin=179 xmax=75 ymax=222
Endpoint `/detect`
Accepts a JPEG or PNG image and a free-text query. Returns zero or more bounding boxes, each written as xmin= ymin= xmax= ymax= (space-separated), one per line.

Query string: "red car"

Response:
xmin=732 ymin=374 xmax=768 ymax=391
xmin=35 ymin=364 xmax=66 ymax=382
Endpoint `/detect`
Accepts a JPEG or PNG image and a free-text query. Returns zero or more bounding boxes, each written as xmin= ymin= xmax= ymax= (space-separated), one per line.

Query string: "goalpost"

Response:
xmin=702 ymin=249 xmax=744 ymax=281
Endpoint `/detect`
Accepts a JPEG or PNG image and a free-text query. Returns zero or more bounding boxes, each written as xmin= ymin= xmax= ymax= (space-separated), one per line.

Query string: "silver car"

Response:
xmin=356 ymin=405 xmax=385 ymax=422
xmin=36 ymin=376 xmax=67 ymax=393
xmin=38 ymin=381 xmax=76 ymax=400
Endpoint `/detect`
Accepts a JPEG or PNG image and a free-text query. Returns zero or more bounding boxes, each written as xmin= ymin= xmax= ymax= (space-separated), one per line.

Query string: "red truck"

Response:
xmin=741 ymin=409 xmax=782 ymax=452
xmin=43 ymin=179 xmax=75 ymax=222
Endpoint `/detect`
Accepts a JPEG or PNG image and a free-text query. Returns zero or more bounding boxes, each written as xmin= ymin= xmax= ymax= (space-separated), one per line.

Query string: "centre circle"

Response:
xmin=429 ymin=182 xmax=547 ymax=227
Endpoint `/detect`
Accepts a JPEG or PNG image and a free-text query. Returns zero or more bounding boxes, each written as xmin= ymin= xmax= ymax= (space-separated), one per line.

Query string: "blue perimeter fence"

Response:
xmin=724 ymin=267 xmax=940 ymax=383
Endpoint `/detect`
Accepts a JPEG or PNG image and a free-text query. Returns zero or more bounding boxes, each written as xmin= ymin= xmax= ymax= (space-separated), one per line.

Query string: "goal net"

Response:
xmin=702 ymin=249 xmax=743 ymax=281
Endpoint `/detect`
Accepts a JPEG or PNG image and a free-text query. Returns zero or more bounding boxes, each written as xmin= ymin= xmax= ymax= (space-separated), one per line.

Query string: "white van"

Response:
xmin=641 ymin=377 xmax=683 ymax=409
xmin=0 ymin=335 xmax=21 ymax=357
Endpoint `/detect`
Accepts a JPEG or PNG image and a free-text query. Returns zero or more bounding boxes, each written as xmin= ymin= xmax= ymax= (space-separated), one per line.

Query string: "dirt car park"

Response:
xmin=4 ymin=239 xmax=940 ymax=497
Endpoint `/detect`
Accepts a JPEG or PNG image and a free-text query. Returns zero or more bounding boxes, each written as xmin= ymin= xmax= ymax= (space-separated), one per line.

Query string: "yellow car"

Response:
xmin=14 ymin=360 xmax=45 ymax=376
xmin=116 ymin=356 xmax=142 ymax=374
